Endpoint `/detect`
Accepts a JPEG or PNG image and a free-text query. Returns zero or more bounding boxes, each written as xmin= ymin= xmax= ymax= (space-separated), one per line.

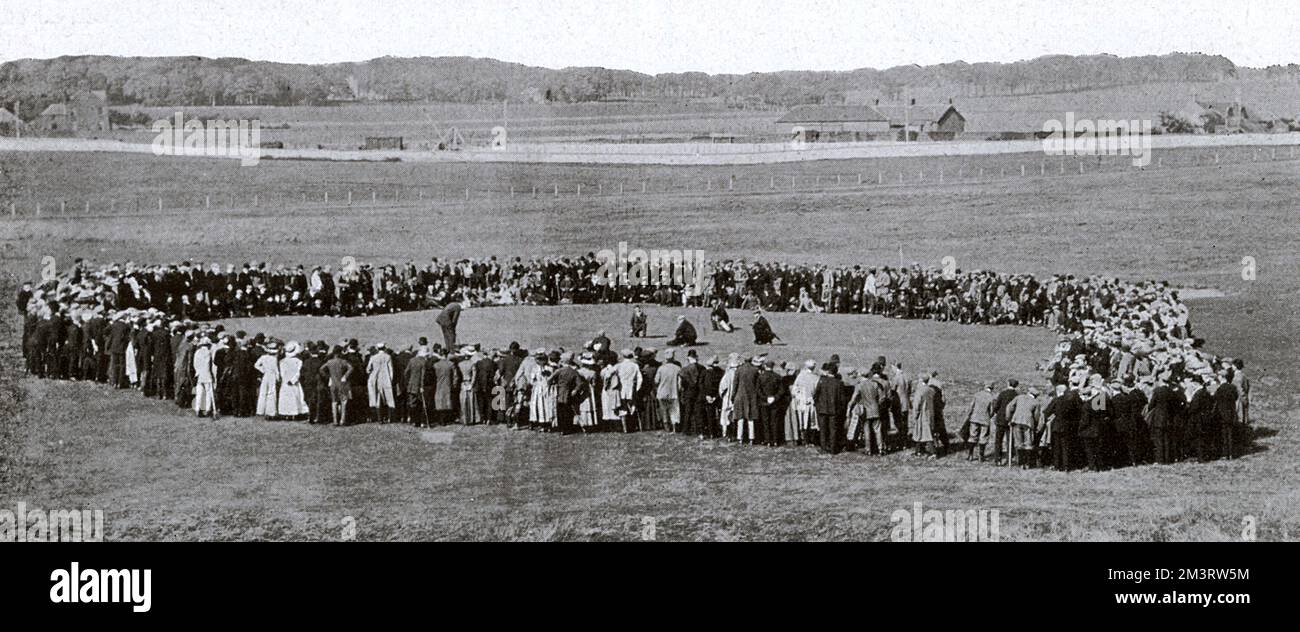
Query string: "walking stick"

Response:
xmin=1007 ymin=426 xmax=1014 ymax=469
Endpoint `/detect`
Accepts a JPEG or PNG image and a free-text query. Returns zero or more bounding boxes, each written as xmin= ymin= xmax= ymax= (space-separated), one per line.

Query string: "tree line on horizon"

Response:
xmin=2 ymin=52 xmax=1298 ymax=117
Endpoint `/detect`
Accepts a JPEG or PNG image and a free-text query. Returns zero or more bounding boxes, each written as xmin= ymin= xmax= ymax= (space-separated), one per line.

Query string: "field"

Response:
xmin=94 ymin=79 xmax=1300 ymax=149
xmin=1 ymin=148 xmax=1297 ymax=540
xmin=107 ymin=101 xmax=786 ymax=147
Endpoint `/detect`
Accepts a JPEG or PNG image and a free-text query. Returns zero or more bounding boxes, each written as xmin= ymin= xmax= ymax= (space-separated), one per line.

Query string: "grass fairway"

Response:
xmin=1 ymin=150 xmax=1297 ymax=540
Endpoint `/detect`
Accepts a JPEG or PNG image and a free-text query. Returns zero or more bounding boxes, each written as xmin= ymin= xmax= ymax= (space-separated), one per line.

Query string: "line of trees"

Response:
xmin=2 ymin=52 xmax=1290 ymax=110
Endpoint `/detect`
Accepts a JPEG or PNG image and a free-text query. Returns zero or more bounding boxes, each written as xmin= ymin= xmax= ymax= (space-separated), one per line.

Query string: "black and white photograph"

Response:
xmin=0 ymin=0 xmax=1295 ymax=598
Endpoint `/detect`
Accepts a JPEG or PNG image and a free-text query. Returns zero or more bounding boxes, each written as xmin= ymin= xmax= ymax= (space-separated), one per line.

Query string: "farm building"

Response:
xmin=1194 ymin=100 xmax=1248 ymax=133
xmin=775 ymin=104 xmax=891 ymax=141
xmin=875 ymin=100 xmax=966 ymax=141
xmin=29 ymin=90 xmax=110 ymax=134
xmin=1188 ymin=100 xmax=1287 ymax=133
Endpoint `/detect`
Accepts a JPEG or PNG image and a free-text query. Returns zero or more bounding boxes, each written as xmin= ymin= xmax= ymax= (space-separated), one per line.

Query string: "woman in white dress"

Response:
xmin=600 ymin=363 xmax=622 ymax=429
xmin=278 ymin=341 xmax=310 ymax=420
xmin=791 ymin=360 xmax=821 ymax=445
xmin=125 ymin=337 xmax=138 ymax=387
xmin=254 ymin=342 xmax=281 ymax=419
xmin=191 ymin=337 xmax=217 ymax=417
xmin=718 ymin=353 xmax=738 ymax=438
xmin=527 ymin=353 xmax=555 ymax=428
xmin=575 ymin=355 xmax=599 ymax=431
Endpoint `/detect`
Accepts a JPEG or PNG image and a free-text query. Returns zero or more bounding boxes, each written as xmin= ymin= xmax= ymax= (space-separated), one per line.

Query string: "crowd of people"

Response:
xmin=17 ymin=253 xmax=1253 ymax=471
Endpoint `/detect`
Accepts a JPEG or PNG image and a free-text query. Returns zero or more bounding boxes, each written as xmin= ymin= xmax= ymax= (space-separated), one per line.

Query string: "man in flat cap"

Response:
xmin=654 ymin=349 xmax=683 ymax=433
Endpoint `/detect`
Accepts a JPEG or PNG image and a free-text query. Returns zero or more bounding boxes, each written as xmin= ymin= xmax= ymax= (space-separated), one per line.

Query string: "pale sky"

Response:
xmin=2 ymin=0 xmax=1297 ymax=74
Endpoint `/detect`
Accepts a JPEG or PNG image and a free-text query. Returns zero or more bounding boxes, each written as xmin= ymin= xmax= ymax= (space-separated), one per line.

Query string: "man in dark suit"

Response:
xmin=677 ymin=350 xmax=705 ymax=438
xmin=667 ymin=315 xmax=697 ymax=347
xmin=757 ymin=359 xmax=785 ymax=446
xmin=82 ymin=310 xmax=105 ymax=382
xmin=150 ymin=322 xmax=173 ymax=399
xmin=1110 ymin=376 xmax=1147 ymax=467
xmin=436 ymin=302 xmax=462 ymax=351
xmin=1186 ymin=377 xmax=1215 ymax=461
xmin=1078 ymin=385 xmax=1110 ymax=471
xmin=429 ymin=350 xmax=461 ymax=426
xmin=1045 ymin=385 xmax=1082 ymax=470
xmin=107 ymin=314 xmax=132 ymax=388
xmin=814 ymin=364 xmax=846 ymax=454
xmin=46 ymin=307 xmax=66 ymax=379
xmin=629 ymin=306 xmax=648 ymax=338
xmin=300 ymin=342 xmax=325 ymax=424
xmin=991 ymin=379 xmax=1019 ymax=465
xmin=731 ymin=355 xmax=762 ymax=443
xmin=1213 ymin=375 xmax=1239 ymax=459
xmin=549 ymin=353 xmax=584 ymax=435
xmin=403 ymin=346 xmax=430 ymax=426
xmin=496 ymin=343 xmax=524 ymax=426
xmin=1145 ymin=374 xmax=1180 ymax=464
xmin=472 ymin=349 xmax=497 ymax=425
xmin=700 ymin=355 xmax=723 ymax=439
xmin=752 ymin=311 xmax=779 ymax=345
xmin=637 ymin=351 xmax=660 ymax=432
xmin=63 ymin=313 xmax=84 ymax=381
